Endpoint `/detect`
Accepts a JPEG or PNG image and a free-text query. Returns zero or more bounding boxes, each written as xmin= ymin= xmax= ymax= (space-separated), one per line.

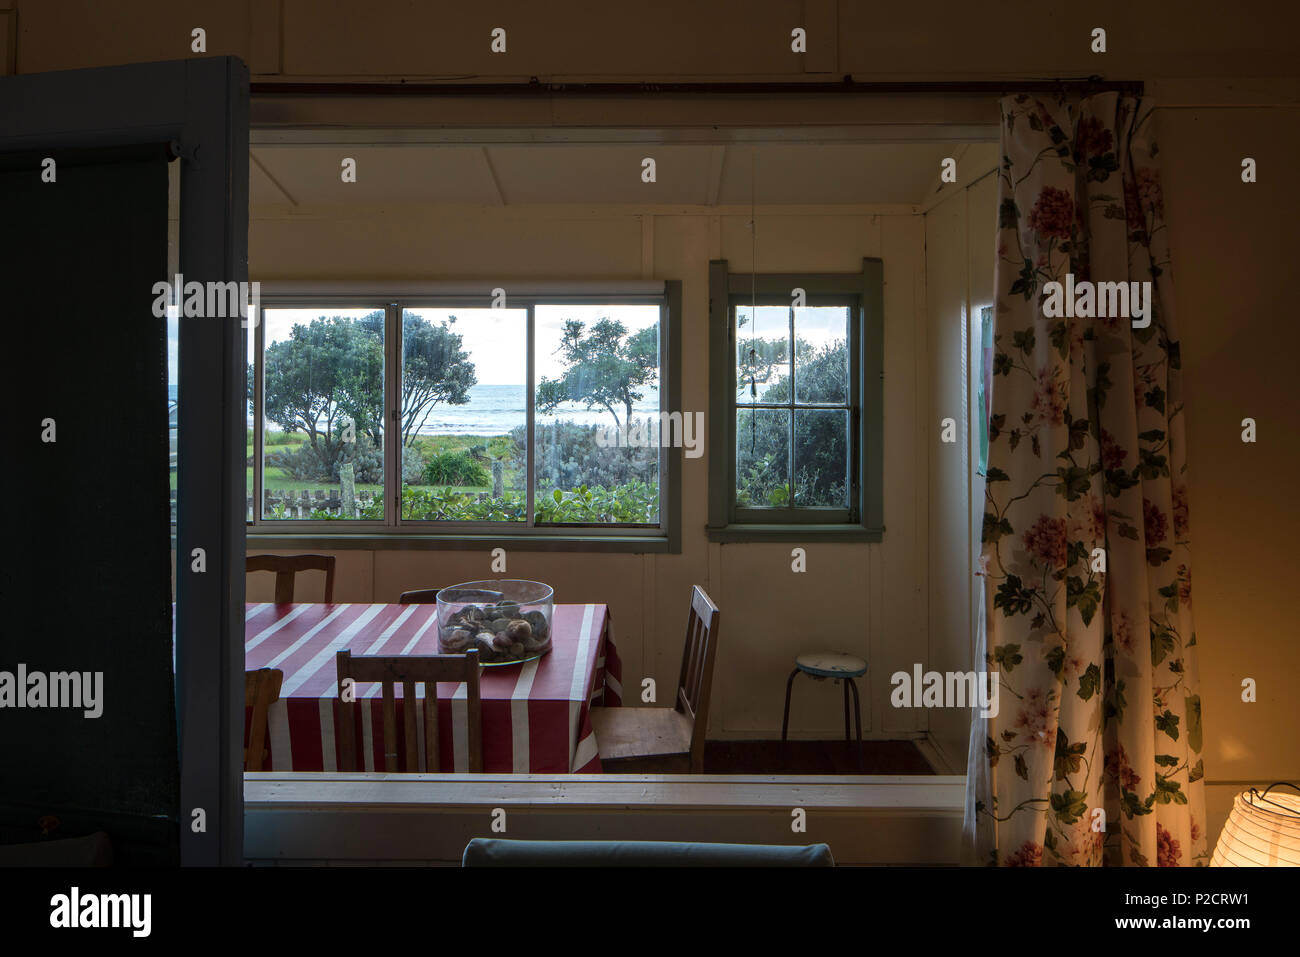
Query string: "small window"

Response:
xmin=707 ymin=260 xmax=883 ymax=542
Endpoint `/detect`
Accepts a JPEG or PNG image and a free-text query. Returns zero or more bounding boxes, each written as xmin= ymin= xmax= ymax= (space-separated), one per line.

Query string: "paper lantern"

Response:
xmin=1211 ymin=785 xmax=1300 ymax=866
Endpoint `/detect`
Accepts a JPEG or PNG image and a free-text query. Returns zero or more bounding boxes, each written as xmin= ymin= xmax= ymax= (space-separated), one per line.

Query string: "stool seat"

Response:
xmin=795 ymin=653 xmax=867 ymax=679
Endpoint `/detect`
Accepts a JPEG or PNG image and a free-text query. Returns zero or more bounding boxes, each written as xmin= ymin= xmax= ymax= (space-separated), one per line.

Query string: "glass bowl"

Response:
xmin=436 ymin=580 xmax=554 ymax=666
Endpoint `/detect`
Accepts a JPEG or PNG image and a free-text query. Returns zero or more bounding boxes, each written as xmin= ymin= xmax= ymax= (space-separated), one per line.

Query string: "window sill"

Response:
xmin=705 ymin=523 xmax=883 ymax=544
xmin=244 ymin=530 xmax=676 ymax=554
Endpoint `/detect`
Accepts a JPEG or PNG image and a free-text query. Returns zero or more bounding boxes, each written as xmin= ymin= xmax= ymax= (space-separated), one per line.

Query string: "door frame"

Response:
xmin=0 ymin=56 xmax=250 ymax=865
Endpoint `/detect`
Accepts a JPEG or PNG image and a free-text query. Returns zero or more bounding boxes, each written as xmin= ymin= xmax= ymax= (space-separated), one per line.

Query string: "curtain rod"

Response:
xmin=250 ymin=76 xmax=1146 ymax=98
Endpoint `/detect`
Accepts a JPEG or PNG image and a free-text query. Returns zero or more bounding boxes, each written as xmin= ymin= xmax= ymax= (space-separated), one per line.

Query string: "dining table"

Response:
xmin=243 ymin=601 xmax=622 ymax=773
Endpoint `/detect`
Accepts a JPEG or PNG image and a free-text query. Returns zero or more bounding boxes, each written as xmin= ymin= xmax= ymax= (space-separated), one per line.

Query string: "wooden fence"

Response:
xmin=170 ymin=488 xmax=379 ymax=522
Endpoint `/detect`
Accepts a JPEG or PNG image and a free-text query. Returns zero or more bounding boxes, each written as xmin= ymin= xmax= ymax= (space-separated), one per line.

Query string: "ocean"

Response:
xmin=174 ymin=382 xmax=661 ymax=436
xmin=412 ymin=383 xmax=661 ymax=435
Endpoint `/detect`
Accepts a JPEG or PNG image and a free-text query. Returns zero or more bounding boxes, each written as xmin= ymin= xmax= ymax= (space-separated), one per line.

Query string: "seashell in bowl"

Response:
xmin=442 ymin=627 xmax=473 ymax=652
xmin=522 ymin=610 xmax=549 ymax=639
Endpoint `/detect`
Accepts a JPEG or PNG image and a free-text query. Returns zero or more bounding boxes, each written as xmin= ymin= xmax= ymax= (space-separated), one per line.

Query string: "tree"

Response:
xmin=736 ymin=338 xmax=849 ymax=508
xmin=396 ymin=312 xmax=476 ymax=448
xmin=258 ymin=314 xmax=384 ymax=476
xmin=536 ymin=317 xmax=658 ymax=430
xmin=255 ymin=311 xmax=477 ymax=480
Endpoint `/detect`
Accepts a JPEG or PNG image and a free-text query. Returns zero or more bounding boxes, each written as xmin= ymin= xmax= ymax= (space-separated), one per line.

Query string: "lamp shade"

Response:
xmin=1211 ymin=788 xmax=1300 ymax=866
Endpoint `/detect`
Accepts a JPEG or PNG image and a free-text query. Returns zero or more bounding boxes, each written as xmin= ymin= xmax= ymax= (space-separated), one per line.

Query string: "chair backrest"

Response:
xmin=675 ymin=585 xmax=720 ymax=772
xmin=335 ymin=650 xmax=482 ymax=773
xmin=398 ymin=588 xmax=443 ymax=604
xmin=246 ymin=554 xmax=336 ymax=603
xmin=244 ymin=668 xmax=283 ymax=772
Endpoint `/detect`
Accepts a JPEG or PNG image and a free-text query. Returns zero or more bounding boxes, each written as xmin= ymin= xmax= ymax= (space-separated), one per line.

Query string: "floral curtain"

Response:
xmin=966 ymin=93 xmax=1206 ymax=866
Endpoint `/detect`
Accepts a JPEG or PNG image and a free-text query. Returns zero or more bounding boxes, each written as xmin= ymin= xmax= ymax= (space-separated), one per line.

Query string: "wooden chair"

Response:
xmin=246 ymin=554 xmax=336 ymax=603
xmin=335 ymin=650 xmax=483 ymax=773
xmin=398 ymin=588 xmax=443 ymax=604
xmin=590 ymin=585 xmax=720 ymax=773
xmin=244 ymin=668 xmax=283 ymax=771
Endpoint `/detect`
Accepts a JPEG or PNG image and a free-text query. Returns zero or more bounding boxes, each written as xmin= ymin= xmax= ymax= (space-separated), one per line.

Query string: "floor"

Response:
xmin=702 ymin=739 xmax=934 ymax=774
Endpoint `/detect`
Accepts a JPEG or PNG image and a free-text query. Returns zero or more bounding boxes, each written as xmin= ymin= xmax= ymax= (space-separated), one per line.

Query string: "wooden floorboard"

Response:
xmin=702 ymin=739 xmax=934 ymax=775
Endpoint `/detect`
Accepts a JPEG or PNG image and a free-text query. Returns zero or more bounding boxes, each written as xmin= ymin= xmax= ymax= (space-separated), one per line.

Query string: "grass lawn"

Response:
xmin=218 ymin=428 xmax=519 ymax=499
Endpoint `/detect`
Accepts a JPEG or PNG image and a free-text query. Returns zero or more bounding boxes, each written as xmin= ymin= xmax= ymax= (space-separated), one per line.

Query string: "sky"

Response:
xmin=240 ymin=303 xmax=662 ymax=386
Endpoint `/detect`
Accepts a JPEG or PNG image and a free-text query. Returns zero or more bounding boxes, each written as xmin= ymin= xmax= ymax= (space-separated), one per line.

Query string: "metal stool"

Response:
xmin=781 ymin=653 xmax=867 ymax=770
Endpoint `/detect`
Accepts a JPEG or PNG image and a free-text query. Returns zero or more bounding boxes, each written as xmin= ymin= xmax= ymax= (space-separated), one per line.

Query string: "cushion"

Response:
xmin=463 ymin=838 xmax=834 ymax=867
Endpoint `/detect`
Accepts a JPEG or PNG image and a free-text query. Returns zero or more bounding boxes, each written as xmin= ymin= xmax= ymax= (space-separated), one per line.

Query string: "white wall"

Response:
xmin=922 ymin=147 xmax=1000 ymax=771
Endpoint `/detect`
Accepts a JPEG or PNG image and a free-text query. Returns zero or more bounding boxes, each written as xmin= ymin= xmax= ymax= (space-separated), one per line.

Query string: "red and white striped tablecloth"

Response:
xmin=243 ymin=602 xmax=622 ymax=773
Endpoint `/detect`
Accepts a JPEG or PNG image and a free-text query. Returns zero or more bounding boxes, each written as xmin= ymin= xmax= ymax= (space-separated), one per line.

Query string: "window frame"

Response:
xmin=246 ymin=282 xmax=682 ymax=553
xmin=707 ymin=259 xmax=884 ymax=543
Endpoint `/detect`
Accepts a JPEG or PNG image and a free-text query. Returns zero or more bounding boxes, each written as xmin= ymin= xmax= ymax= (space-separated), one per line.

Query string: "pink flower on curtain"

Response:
xmin=1112 ymin=608 xmax=1138 ymax=656
xmin=1100 ymin=429 xmax=1127 ymax=469
xmin=1068 ymin=495 xmax=1106 ymax=543
xmin=1031 ymin=366 xmax=1067 ymax=425
xmin=1135 ymin=167 xmax=1164 ymax=218
xmin=1027 ymin=186 xmax=1074 ymax=241
xmin=1064 ymin=819 xmax=1106 ymax=864
xmin=1172 ymin=485 xmax=1190 ymax=538
xmin=1157 ymin=824 xmax=1182 ymax=867
xmin=1106 ymin=744 xmax=1142 ymax=791
xmin=1075 ymin=115 xmax=1114 ymax=158
xmin=1177 ymin=564 xmax=1192 ymax=604
xmin=1143 ymin=498 xmax=1169 ymax=546
xmin=1004 ymin=841 xmax=1044 ymax=867
xmin=1014 ymin=688 xmax=1055 ymax=749
xmin=1022 ymin=515 xmax=1069 ymax=568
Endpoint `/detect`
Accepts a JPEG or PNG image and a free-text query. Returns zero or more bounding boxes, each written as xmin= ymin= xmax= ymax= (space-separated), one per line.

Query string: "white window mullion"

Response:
xmin=387 ymin=301 xmax=401 ymax=527
xmin=525 ymin=302 xmax=536 ymax=528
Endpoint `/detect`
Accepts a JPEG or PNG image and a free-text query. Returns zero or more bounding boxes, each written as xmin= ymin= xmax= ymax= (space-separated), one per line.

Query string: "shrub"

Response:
xmin=424 ymin=450 xmax=490 ymax=487
xmin=513 ymin=418 xmax=659 ymax=492
xmin=402 ymin=445 xmax=428 ymax=485
xmin=399 ymin=480 xmax=657 ymax=524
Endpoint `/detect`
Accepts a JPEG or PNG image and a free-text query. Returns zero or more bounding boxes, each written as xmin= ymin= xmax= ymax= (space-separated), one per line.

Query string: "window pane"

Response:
xmin=735 ymin=305 xmax=790 ymax=404
xmin=260 ymin=307 xmax=384 ymax=520
xmin=794 ymin=409 xmax=849 ymax=507
xmin=401 ymin=307 xmax=526 ymax=522
xmin=534 ymin=304 xmax=661 ymax=525
xmin=736 ymin=408 xmax=790 ymax=508
xmin=794 ymin=306 xmax=849 ymax=405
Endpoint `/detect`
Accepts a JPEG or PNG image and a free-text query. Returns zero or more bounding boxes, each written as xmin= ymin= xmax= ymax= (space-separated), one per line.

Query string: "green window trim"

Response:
xmin=706 ymin=259 xmax=884 ymax=544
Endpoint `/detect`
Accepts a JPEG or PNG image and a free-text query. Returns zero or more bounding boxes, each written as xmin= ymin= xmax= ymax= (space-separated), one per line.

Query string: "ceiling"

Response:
xmin=249 ymin=142 xmax=959 ymax=209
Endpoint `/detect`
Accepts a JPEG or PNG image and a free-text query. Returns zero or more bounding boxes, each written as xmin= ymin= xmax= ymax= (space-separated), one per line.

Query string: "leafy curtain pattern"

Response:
xmin=973 ymin=94 xmax=1205 ymax=866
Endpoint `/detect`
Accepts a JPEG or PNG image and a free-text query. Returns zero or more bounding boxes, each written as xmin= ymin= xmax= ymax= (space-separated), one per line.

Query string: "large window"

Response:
xmin=707 ymin=261 xmax=883 ymax=542
xmin=246 ymin=287 xmax=678 ymax=546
